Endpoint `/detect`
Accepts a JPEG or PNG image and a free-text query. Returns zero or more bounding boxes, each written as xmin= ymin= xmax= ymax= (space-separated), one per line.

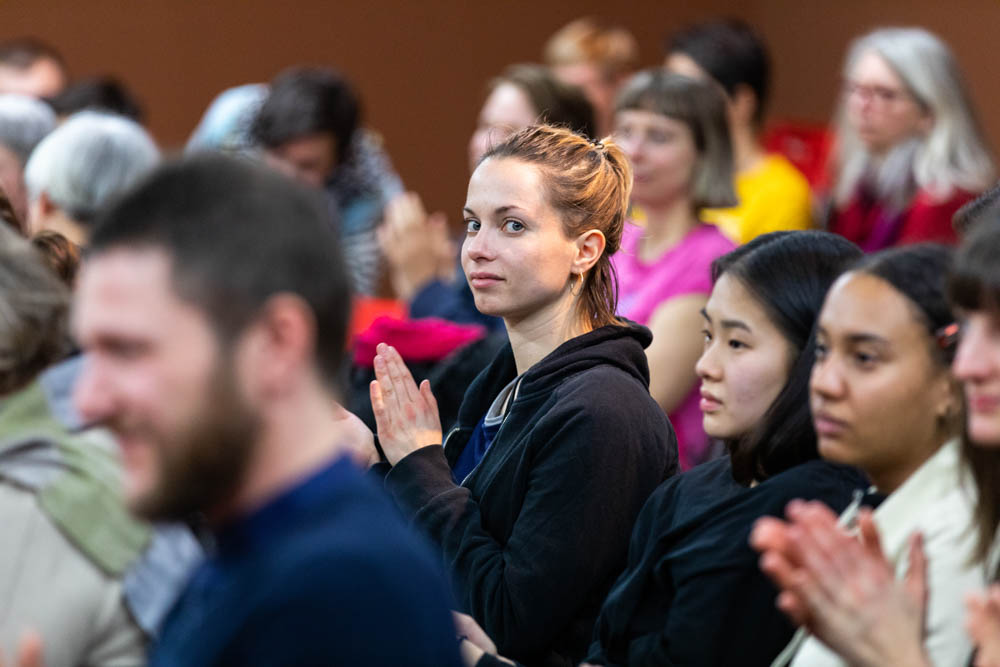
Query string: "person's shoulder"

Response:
xmin=761 ymin=460 xmax=867 ymax=504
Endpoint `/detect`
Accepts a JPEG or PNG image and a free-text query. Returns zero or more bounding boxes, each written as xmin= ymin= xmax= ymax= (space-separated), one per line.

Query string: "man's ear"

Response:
xmin=572 ymin=229 xmax=606 ymax=277
xmin=238 ymin=293 xmax=317 ymax=400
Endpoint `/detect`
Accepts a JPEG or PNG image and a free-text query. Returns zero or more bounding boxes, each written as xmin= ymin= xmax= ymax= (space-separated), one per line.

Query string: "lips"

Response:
xmin=468 ymin=272 xmax=503 ymax=289
xmin=813 ymin=409 xmax=849 ymax=438
xmin=699 ymin=388 xmax=722 ymax=413
xmin=968 ymin=393 xmax=1000 ymax=414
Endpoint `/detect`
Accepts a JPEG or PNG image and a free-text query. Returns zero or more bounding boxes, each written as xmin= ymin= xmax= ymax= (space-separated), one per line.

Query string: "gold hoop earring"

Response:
xmin=571 ymin=272 xmax=585 ymax=297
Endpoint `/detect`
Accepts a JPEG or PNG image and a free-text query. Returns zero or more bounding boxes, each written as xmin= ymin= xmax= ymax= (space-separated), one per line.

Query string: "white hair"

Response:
xmin=833 ymin=27 xmax=995 ymax=211
xmin=24 ymin=110 xmax=159 ymax=223
xmin=0 ymin=94 xmax=56 ymax=164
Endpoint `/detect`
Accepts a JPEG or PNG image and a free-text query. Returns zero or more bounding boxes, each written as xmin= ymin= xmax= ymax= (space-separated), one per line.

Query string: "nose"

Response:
xmin=462 ymin=226 xmax=495 ymax=263
xmin=810 ymin=352 xmax=846 ymax=401
xmin=954 ymin=318 xmax=992 ymax=382
xmin=695 ymin=337 xmax=720 ymax=381
xmin=73 ymin=356 xmax=116 ymax=427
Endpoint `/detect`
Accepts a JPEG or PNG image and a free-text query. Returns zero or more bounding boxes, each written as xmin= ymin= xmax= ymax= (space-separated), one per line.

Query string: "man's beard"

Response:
xmin=124 ymin=356 xmax=261 ymax=522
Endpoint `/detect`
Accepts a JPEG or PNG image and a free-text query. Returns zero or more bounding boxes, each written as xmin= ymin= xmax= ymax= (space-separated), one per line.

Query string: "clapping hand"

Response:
xmin=750 ymin=501 xmax=931 ymax=667
xmin=967 ymin=585 xmax=1000 ymax=667
xmin=370 ymin=343 xmax=442 ymax=465
xmin=1 ymin=632 xmax=43 ymax=667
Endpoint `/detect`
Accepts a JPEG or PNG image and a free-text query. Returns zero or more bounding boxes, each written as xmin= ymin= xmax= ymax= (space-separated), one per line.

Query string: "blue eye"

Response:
xmin=465 ymin=219 xmax=481 ymax=233
xmin=503 ymin=219 xmax=525 ymax=233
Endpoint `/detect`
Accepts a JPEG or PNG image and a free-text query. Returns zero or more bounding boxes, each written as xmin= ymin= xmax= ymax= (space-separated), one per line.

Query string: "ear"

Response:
xmin=237 ymin=293 xmax=317 ymax=401
xmin=729 ymin=84 xmax=758 ymax=128
xmin=932 ymin=370 xmax=963 ymax=433
xmin=572 ymin=229 xmax=606 ymax=277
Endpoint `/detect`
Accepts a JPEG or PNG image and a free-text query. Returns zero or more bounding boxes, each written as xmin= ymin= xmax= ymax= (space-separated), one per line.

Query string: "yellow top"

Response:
xmin=702 ymin=154 xmax=813 ymax=245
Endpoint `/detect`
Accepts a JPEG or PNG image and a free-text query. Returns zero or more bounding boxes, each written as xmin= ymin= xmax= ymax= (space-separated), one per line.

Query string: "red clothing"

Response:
xmin=830 ymin=187 xmax=974 ymax=252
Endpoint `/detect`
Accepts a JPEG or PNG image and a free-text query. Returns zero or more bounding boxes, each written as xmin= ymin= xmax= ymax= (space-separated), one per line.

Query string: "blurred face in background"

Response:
xmin=468 ymin=82 xmax=538 ymax=172
xmin=0 ymin=58 xmax=66 ymax=99
xmin=844 ymin=50 xmax=930 ymax=157
xmin=953 ymin=310 xmax=1000 ymax=446
xmin=614 ymin=109 xmax=697 ymax=209
xmin=263 ymin=132 xmax=337 ymax=189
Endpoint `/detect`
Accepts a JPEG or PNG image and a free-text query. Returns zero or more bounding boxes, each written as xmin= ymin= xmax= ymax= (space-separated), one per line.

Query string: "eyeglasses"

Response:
xmin=843 ymin=80 xmax=914 ymax=107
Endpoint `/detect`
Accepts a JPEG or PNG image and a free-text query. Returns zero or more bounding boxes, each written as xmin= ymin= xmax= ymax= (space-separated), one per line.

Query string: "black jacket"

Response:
xmin=585 ymin=457 xmax=872 ymax=666
xmin=385 ymin=323 xmax=678 ymax=667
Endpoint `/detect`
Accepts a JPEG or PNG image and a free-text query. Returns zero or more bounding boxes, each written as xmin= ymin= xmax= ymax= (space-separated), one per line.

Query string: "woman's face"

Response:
xmin=468 ymin=83 xmax=538 ymax=172
xmin=461 ymin=157 xmax=583 ymax=325
xmin=811 ymin=272 xmax=957 ymax=492
xmin=845 ymin=49 xmax=930 ymax=156
xmin=696 ymin=274 xmax=795 ymax=440
xmin=953 ymin=310 xmax=1000 ymax=446
xmin=613 ymin=109 xmax=698 ymax=209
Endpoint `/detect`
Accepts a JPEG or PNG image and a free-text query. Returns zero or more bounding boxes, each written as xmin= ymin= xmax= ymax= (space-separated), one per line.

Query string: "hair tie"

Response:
xmin=935 ymin=322 xmax=960 ymax=350
xmin=591 ymin=139 xmax=605 ymax=150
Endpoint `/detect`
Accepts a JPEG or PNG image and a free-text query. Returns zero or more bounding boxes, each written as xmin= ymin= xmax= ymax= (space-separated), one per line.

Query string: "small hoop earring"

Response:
xmin=571 ymin=272 xmax=585 ymax=297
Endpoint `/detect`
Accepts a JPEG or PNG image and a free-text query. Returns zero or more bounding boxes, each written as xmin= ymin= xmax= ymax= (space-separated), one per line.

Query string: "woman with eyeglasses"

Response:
xmin=825 ymin=28 xmax=994 ymax=251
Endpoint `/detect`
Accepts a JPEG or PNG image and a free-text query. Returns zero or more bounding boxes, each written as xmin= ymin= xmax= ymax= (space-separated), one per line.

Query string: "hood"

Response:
xmin=456 ymin=322 xmax=653 ymax=428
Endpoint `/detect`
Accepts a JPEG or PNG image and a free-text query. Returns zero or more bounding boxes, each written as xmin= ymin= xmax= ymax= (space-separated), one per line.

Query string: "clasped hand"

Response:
xmin=370 ymin=343 xmax=443 ymax=465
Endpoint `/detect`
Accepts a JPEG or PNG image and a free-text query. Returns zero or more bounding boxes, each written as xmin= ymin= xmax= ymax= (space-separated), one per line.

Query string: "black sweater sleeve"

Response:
xmin=386 ymin=402 xmax=667 ymax=664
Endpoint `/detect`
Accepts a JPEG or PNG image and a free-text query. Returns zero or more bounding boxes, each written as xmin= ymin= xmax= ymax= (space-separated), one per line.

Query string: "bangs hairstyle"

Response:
xmin=950 ymin=212 xmax=1000 ymax=313
xmin=950 ymin=219 xmax=1000 ymax=564
xmin=615 ymin=70 xmax=736 ymax=211
xmin=712 ymin=231 xmax=863 ymax=485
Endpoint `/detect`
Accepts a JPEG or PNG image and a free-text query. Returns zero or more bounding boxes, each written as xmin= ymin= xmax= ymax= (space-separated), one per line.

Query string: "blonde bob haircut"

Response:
xmin=615 ymin=70 xmax=737 ymax=211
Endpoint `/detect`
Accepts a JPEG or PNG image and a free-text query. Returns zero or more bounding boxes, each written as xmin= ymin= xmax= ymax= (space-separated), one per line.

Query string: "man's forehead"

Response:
xmin=73 ymin=247 xmax=178 ymax=333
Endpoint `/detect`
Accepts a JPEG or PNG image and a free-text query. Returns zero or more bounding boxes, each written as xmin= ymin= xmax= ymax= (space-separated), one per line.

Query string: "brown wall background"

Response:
xmin=2 ymin=0 xmax=998 ymax=218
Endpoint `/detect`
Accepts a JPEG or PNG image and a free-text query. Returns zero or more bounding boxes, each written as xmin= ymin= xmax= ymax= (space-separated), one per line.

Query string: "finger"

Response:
xmin=903 ymin=531 xmax=928 ymax=613
xmin=372 ymin=354 xmax=398 ymax=414
xmin=857 ymin=510 xmax=886 ymax=561
xmin=384 ymin=345 xmax=421 ymax=405
xmin=420 ymin=380 xmax=440 ymax=424
xmin=370 ymin=380 xmax=390 ymax=431
xmin=776 ymin=589 xmax=810 ymax=627
xmin=16 ymin=632 xmax=42 ymax=667
xmin=759 ymin=550 xmax=802 ymax=593
xmin=750 ymin=517 xmax=793 ymax=555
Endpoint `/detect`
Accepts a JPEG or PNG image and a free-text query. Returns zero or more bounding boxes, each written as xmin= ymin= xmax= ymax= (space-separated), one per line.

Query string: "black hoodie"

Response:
xmin=385 ymin=323 xmax=678 ymax=667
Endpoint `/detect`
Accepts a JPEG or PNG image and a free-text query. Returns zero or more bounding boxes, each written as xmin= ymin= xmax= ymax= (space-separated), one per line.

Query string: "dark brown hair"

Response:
xmin=482 ymin=124 xmax=632 ymax=328
xmin=31 ymin=231 xmax=80 ymax=287
xmin=489 ymin=64 xmax=596 ymax=140
xmin=949 ymin=219 xmax=1000 ymax=562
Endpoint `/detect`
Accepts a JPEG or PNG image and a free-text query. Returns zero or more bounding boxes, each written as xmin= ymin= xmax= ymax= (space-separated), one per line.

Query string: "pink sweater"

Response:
xmin=613 ymin=223 xmax=736 ymax=469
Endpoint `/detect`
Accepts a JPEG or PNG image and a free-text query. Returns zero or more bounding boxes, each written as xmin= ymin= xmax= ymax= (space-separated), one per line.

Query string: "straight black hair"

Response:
xmin=713 ymin=231 xmax=862 ymax=485
xmin=88 ymin=153 xmax=352 ymax=390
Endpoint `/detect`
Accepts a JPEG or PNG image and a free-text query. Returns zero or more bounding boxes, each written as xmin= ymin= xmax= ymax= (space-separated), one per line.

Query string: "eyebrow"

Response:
xmin=817 ymin=326 xmax=891 ymax=346
xmin=700 ymin=308 xmax=752 ymax=333
xmin=462 ymin=205 xmax=525 ymax=216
